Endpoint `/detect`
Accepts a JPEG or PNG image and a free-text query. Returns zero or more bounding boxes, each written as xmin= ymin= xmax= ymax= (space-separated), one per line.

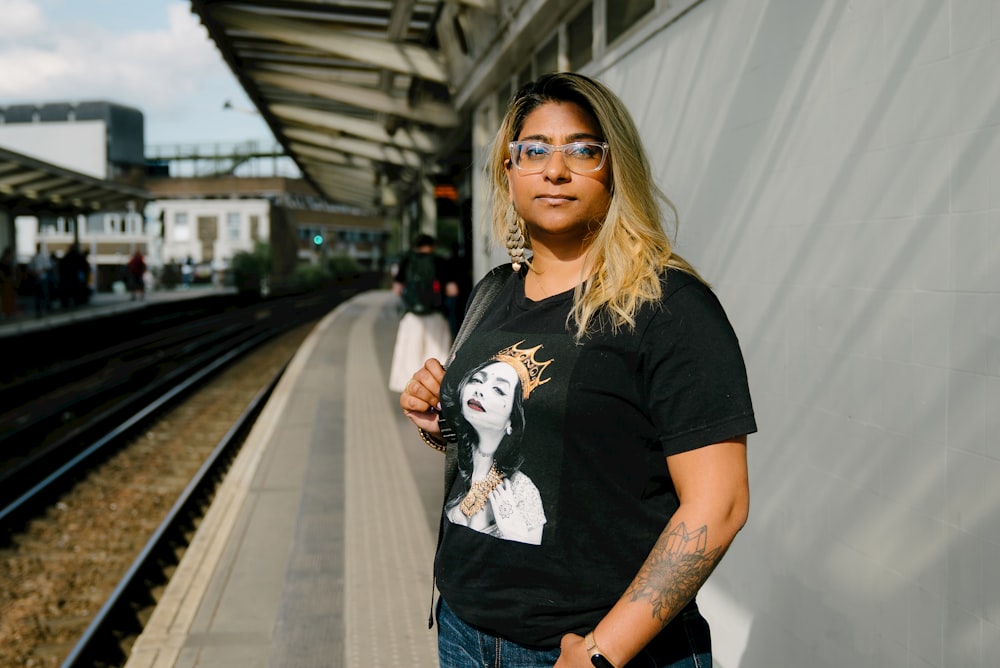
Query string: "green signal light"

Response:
xmin=312 ymin=234 xmax=324 ymax=246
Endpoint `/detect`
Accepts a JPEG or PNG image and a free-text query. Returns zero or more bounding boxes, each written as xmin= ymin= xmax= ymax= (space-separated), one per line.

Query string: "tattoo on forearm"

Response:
xmin=625 ymin=522 xmax=722 ymax=623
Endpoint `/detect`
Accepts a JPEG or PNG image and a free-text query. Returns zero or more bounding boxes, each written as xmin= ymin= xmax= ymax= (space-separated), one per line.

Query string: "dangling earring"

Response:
xmin=506 ymin=215 xmax=526 ymax=272
xmin=505 ymin=423 xmax=512 ymax=436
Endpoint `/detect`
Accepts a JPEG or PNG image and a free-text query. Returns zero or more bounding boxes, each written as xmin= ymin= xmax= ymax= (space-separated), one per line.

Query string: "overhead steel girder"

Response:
xmin=253 ymin=70 xmax=459 ymax=127
xmin=0 ymin=169 xmax=48 ymax=191
xmin=297 ymin=178 xmax=376 ymax=208
xmin=269 ymin=104 xmax=441 ymax=154
xmin=301 ymin=168 xmax=376 ymax=195
xmin=450 ymin=0 xmax=497 ymax=9
xmin=284 ymin=127 xmax=423 ymax=168
xmin=292 ymin=147 xmax=378 ymax=193
xmin=210 ymin=5 xmax=449 ymax=83
xmin=291 ymin=146 xmax=377 ymax=184
xmin=37 ymin=181 xmax=95 ymax=199
xmin=20 ymin=176 xmax=77 ymax=199
xmin=190 ymin=0 xmax=468 ymax=213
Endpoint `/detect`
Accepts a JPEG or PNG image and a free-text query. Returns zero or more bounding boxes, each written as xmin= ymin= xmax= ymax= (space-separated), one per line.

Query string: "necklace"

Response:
xmin=525 ymin=270 xmax=549 ymax=300
xmin=459 ymin=463 xmax=504 ymax=517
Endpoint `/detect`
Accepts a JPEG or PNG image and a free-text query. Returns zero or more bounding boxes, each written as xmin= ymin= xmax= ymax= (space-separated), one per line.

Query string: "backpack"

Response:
xmin=401 ymin=252 xmax=442 ymax=314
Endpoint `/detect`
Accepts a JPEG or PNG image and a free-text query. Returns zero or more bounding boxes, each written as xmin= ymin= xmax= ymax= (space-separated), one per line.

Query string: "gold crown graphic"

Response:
xmin=491 ymin=340 xmax=553 ymax=399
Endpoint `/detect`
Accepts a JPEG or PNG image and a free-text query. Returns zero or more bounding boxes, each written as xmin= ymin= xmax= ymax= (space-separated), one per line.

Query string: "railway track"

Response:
xmin=0 ymin=288 xmax=350 ymax=524
xmin=0 ymin=285 xmax=366 ymax=667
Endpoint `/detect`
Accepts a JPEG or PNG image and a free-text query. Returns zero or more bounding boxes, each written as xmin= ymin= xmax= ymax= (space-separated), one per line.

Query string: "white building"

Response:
xmin=149 ymin=197 xmax=269 ymax=274
xmin=147 ymin=175 xmax=389 ymax=285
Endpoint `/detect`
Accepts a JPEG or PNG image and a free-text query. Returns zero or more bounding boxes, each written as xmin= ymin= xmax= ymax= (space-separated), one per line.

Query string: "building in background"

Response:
xmin=0 ymin=100 xmax=148 ymax=291
xmin=147 ymin=175 xmax=390 ymax=287
xmin=0 ymin=101 xmax=391 ymax=292
xmin=0 ymin=100 xmax=145 ymax=184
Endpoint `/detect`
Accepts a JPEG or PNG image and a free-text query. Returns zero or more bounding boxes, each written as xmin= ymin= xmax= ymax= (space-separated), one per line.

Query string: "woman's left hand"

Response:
xmin=554 ymin=633 xmax=591 ymax=667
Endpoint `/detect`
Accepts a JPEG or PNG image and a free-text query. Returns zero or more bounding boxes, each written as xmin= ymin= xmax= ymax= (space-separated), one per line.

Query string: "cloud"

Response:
xmin=0 ymin=0 xmax=45 ymax=39
xmin=0 ymin=2 xmax=232 ymax=114
xmin=0 ymin=1 xmax=271 ymax=143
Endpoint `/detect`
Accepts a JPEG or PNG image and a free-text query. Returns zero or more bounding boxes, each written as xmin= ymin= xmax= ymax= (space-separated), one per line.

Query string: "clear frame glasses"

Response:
xmin=508 ymin=140 xmax=610 ymax=174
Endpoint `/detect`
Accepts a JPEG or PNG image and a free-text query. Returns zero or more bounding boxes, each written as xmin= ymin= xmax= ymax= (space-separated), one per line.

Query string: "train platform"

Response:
xmin=120 ymin=289 xmax=442 ymax=668
xmin=0 ymin=285 xmax=236 ymax=338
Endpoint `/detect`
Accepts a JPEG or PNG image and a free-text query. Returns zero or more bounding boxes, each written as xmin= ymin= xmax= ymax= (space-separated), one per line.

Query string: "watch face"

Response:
xmin=590 ymin=654 xmax=615 ymax=668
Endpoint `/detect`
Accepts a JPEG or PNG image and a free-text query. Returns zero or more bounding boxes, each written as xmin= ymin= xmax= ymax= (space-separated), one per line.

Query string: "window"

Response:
xmin=227 ymin=212 xmax=241 ymax=241
xmin=129 ymin=213 xmax=144 ymax=235
xmin=197 ymin=216 xmax=217 ymax=261
xmin=198 ymin=216 xmax=218 ymax=242
xmin=250 ymin=215 xmax=260 ymax=241
xmin=606 ymin=0 xmax=654 ymax=45
xmin=567 ymin=4 xmax=594 ymax=69
xmin=174 ymin=212 xmax=191 ymax=242
xmin=86 ymin=213 xmax=103 ymax=234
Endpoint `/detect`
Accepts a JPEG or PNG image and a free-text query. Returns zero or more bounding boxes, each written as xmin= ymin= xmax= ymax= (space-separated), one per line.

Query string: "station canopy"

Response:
xmin=190 ymin=0 xmax=477 ymax=214
xmin=0 ymin=146 xmax=149 ymax=216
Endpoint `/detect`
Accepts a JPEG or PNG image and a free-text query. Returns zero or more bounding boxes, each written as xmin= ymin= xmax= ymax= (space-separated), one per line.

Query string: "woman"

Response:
xmin=402 ymin=72 xmax=755 ymax=667
xmin=442 ymin=346 xmax=548 ymax=545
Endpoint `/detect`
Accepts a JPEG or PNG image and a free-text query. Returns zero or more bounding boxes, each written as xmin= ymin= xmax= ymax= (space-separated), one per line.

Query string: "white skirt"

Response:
xmin=388 ymin=312 xmax=453 ymax=393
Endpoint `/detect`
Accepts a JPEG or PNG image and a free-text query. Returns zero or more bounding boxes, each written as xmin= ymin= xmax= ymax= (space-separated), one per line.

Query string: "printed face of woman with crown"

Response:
xmin=460 ymin=361 xmax=519 ymax=454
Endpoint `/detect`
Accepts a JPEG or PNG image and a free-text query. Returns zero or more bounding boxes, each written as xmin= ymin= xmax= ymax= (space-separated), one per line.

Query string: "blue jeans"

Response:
xmin=437 ymin=598 xmax=712 ymax=668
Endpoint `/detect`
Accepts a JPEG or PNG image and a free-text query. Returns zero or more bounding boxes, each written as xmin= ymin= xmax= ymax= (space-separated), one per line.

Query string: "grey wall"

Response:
xmin=585 ymin=1 xmax=999 ymax=666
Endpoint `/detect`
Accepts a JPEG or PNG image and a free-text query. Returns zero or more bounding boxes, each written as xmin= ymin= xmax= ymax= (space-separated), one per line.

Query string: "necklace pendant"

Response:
xmin=459 ymin=463 xmax=503 ymax=517
xmin=460 ymin=490 xmax=486 ymax=516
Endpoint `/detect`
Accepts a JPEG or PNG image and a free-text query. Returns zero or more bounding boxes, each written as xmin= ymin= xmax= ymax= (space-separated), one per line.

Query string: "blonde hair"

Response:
xmin=488 ymin=72 xmax=704 ymax=340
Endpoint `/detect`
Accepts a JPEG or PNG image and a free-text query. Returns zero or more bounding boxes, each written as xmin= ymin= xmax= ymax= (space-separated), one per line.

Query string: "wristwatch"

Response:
xmin=584 ymin=631 xmax=618 ymax=668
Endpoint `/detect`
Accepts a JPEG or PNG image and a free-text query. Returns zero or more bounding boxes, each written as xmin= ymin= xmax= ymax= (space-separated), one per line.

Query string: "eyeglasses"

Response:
xmin=508 ymin=141 xmax=609 ymax=174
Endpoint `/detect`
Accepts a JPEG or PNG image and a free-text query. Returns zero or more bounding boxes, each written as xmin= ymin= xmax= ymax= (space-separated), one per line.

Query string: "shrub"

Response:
xmin=232 ymin=242 xmax=271 ymax=295
xmin=326 ymin=255 xmax=362 ymax=279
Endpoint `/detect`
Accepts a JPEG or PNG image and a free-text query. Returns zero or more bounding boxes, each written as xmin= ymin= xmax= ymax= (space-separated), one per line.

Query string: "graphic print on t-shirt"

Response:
xmin=440 ymin=340 xmax=554 ymax=545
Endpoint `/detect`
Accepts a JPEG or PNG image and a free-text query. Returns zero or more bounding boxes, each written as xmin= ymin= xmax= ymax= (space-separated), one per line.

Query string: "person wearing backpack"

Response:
xmin=388 ymin=234 xmax=459 ymax=393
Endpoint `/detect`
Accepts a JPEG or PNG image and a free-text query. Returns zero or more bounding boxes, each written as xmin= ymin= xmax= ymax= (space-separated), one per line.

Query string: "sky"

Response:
xmin=0 ymin=0 xmax=277 ymax=148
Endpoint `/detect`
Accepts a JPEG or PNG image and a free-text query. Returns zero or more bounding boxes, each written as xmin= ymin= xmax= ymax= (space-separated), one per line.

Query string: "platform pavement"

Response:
xmin=124 ymin=289 xmax=443 ymax=668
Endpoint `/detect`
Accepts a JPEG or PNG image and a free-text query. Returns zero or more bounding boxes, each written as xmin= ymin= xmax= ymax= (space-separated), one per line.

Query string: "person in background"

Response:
xmin=181 ymin=256 xmax=194 ymax=288
xmin=28 ymin=242 xmax=53 ymax=317
xmin=0 ymin=246 xmax=19 ymax=318
xmin=387 ymin=233 xmax=458 ymax=393
xmin=126 ymin=249 xmax=147 ymax=301
xmin=59 ymin=244 xmax=88 ymax=307
xmin=443 ymin=241 xmax=470 ymax=338
xmin=400 ymin=72 xmax=756 ymax=667
xmin=48 ymin=251 xmax=60 ymax=307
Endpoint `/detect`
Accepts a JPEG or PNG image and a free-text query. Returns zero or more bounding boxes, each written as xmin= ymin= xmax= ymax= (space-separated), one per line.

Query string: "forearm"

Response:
xmin=575 ymin=500 xmax=747 ymax=666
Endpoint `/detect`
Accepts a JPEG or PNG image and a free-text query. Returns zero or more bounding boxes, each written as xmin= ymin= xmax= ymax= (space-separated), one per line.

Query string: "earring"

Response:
xmin=505 ymin=423 xmax=512 ymax=436
xmin=506 ymin=215 xmax=526 ymax=272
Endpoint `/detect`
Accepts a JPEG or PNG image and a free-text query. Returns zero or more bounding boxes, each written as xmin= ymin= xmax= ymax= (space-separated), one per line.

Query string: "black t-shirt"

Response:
xmin=434 ymin=267 xmax=757 ymax=648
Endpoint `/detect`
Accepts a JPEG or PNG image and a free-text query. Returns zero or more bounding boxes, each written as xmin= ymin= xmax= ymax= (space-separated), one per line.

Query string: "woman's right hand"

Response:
xmin=399 ymin=358 xmax=447 ymax=434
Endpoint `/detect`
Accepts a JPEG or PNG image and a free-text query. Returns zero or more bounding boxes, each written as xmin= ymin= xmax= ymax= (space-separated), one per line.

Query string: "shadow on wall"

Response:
xmin=603 ymin=1 xmax=1000 ymax=666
